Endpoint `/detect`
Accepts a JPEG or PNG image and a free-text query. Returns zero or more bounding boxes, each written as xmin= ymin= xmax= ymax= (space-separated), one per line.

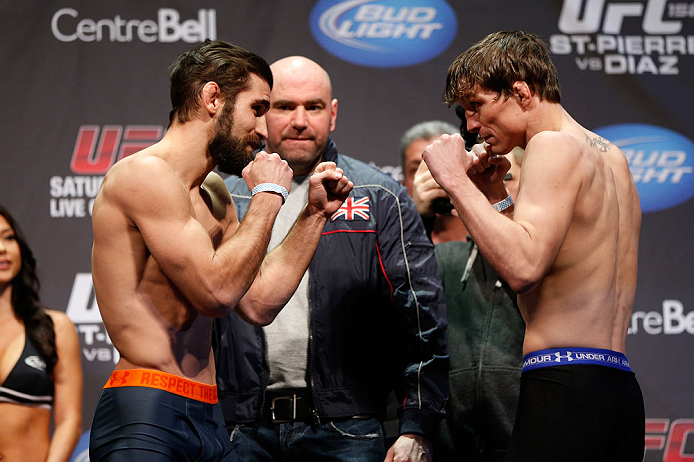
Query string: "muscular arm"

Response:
xmin=93 ymin=153 xmax=290 ymax=318
xmin=235 ymin=162 xmax=353 ymax=325
xmin=423 ymin=132 xmax=581 ymax=293
xmin=46 ymin=311 xmax=82 ymax=462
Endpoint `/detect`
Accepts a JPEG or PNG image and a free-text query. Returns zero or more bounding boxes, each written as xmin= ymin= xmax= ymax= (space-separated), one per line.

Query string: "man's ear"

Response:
xmin=512 ymin=81 xmax=532 ymax=107
xmin=201 ymin=81 xmax=222 ymax=117
xmin=329 ymin=98 xmax=338 ymax=132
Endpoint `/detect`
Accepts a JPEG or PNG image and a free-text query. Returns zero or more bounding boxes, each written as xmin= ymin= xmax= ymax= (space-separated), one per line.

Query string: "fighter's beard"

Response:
xmin=208 ymin=106 xmax=262 ymax=176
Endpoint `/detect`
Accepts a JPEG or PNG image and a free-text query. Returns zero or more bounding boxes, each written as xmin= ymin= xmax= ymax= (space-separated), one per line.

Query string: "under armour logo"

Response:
xmin=554 ymin=351 xmax=573 ymax=362
xmin=110 ymin=370 xmax=130 ymax=386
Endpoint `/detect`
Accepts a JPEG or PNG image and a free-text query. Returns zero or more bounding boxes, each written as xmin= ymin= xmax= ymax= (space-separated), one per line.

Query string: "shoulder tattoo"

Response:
xmin=585 ymin=135 xmax=613 ymax=152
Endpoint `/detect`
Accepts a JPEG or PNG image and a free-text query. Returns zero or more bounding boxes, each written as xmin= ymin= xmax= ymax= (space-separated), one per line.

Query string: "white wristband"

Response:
xmin=492 ymin=195 xmax=514 ymax=212
xmin=252 ymin=183 xmax=288 ymax=204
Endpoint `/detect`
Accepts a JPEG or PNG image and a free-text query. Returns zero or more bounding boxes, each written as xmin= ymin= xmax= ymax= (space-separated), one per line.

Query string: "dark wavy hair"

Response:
xmin=0 ymin=205 xmax=57 ymax=376
xmin=168 ymin=39 xmax=273 ymax=127
xmin=444 ymin=30 xmax=561 ymax=106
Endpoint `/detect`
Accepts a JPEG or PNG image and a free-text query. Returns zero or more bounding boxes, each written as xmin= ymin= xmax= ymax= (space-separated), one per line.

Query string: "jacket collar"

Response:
xmin=322 ymin=138 xmax=339 ymax=164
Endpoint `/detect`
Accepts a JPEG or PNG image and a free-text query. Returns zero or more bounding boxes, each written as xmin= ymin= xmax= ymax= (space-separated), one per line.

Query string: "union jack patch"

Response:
xmin=331 ymin=197 xmax=370 ymax=221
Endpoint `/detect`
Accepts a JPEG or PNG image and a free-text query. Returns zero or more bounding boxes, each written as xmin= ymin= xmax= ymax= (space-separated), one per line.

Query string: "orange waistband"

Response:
xmin=103 ymin=369 xmax=218 ymax=404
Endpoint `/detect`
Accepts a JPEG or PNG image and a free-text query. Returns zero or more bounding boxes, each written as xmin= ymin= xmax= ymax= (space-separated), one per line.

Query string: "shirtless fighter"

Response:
xmin=88 ymin=40 xmax=352 ymax=461
xmin=422 ymin=30 xmax=644 ymax=461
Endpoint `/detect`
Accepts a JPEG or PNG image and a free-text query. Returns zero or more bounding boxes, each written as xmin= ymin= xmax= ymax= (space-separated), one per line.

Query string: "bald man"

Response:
xmin=213 ymin=57 xmax=449 ymax=462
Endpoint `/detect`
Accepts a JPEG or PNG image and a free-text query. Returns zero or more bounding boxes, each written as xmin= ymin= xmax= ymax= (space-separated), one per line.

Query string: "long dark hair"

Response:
xmin=0 ymin=205 xmax=57 ymax=375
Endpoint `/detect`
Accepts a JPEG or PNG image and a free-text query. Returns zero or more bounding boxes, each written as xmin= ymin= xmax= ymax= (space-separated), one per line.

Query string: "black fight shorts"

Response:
xmin=505 ymin=348 xmax=645 ymax=462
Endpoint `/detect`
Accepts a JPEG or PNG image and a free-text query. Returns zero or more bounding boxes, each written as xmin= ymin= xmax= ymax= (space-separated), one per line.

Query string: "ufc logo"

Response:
xmin=70 ymin=125 xmax=163 ymax=174
xmin=558 ymin=0 xmax=681 ymax=34
xmin=646 ymin=419 xmax=694 ymax=461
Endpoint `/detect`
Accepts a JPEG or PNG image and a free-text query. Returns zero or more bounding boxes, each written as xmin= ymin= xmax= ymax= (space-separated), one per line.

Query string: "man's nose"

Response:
xmin=466 ymin=114 xmax=481 ymax=133
xmin=291 ymin=106 xmax=308 ymax=130
xmin=255 ymin=115 xmax=268 ymax=140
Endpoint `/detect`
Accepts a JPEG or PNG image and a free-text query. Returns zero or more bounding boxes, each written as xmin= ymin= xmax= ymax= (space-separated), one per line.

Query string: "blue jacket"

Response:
xmin=212 ymin=140 xmax=449 ymax=438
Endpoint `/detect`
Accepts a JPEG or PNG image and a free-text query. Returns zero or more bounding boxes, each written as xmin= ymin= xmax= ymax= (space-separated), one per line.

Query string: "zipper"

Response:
xmin=259 ymin=327 xmax=269 ymax=419
xmin=307 ymin=262 xmax=321 ymax=426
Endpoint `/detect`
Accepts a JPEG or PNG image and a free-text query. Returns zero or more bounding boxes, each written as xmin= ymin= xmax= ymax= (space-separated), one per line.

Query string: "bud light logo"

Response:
xmin=309 ymin=0 xmax=457 ymax=68
xmin=594 ymin=124 xmax=694 ymax=213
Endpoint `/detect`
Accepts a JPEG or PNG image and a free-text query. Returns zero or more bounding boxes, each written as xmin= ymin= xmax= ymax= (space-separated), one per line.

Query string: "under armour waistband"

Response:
xmin=103 ymin=369 xmax=218 ymax=404
xmin=522 ymin=347 xmax=632 ymax=373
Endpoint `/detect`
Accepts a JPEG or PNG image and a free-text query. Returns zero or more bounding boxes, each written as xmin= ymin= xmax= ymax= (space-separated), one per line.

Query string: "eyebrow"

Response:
xmin=254 ymin=98 xmax=270 ymax=111
xmin=272 ymin=98 xmax=326 ymax=107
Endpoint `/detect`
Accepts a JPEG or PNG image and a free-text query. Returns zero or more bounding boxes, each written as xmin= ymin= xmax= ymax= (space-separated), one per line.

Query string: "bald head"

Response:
xmin=265 ymin=56 xmax=338 ymax=175
xmin=270 ymin=56 xmax=333 ymax=99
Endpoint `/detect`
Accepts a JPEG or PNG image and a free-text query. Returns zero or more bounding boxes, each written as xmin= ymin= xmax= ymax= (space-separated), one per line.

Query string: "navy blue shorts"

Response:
xmin=89 ymin=386 xmax=238 ymax=461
